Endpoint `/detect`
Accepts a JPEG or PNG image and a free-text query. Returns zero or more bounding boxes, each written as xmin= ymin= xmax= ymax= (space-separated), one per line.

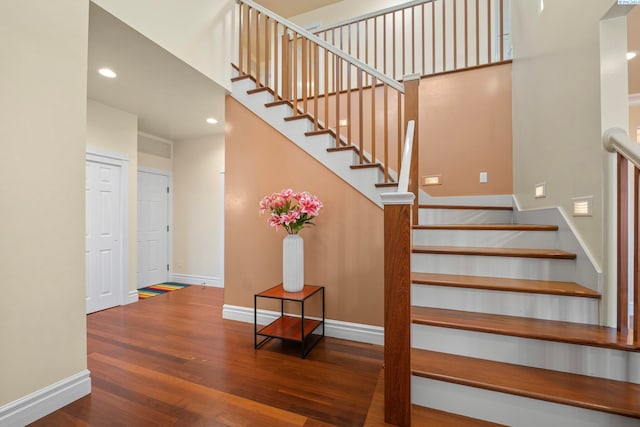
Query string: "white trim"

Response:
xmin=630 ymin=93 xmax=640 ymax=106
xmin=137 ymin=168 xmax=173 ymax=286
xmin=0 ymin=370 xmax=91 ymax=427
xmin=418 ymin=190 xmax=514 ymax=206
xmin=137 ymin=131 xmax=174 ymax=145
xmin=171 ymin=273 xmax=223 ymax=288
xmin=86 ymin=149 xmax=130 ymax=309
xmin=127 ymin=290 xmax=140 ymax=304
xmin=222 ymin=304 xmax=384 ymax=345
xmin=381 ymin=192 xmax=415 ymax=205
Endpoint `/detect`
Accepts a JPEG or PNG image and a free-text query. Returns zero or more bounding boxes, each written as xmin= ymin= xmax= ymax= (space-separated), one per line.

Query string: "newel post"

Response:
xmin=381 ymin=192 xmax=414 ymax=427
xmin=403 ymin=74 xmax=420 ymax=225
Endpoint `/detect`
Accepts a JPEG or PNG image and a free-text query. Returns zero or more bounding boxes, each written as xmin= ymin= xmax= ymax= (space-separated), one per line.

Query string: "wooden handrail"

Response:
xmin=603 ymin=128 xmax=640 ymax=342
xmin=313 ymin=0 xmax=512 ymax=81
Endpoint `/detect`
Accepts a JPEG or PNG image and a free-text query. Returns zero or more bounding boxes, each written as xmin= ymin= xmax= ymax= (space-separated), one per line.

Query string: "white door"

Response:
xmin=86 ymin=160 xmax=122 ymax=314
xmin=137 ymin=171 xmax=169 ymax=288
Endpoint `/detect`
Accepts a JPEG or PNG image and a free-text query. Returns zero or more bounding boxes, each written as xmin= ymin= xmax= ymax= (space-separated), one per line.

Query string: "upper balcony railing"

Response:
xmin=313 ymin=0 xmax=512 ymax=81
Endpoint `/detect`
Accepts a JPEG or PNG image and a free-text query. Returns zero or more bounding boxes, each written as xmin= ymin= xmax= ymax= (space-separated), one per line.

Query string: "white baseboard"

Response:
xmin=0 ymin=370 xmax=91 ymax=427
xmin=171 ymin=274 xmax=223 ymax=288
xmin=126 ymin=290 xmax=139 ymax=305
xmin=222 ymin=304 xmax=383 ymax=345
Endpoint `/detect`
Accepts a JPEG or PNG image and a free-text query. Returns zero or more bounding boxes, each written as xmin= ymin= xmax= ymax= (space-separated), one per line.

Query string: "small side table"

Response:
xmin=254 ymin=284 xmax=325 ymax=358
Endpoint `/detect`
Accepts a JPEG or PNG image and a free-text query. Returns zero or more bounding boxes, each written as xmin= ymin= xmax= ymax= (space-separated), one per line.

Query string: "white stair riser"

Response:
xmin=411 ymin=253 xmax=576 ymax=282
xmin=412 ymin=377 xmax=639 ymax=427
xmin=411 ymin=284 xmax=598 ymax=324
xmin=412 ymin=325 xmax=639 ymax=383
xmin=232 ymin=80 xmax=385 ymax=207
xmin=412 ymin=229 xmax=557 ymax=249
xmin=418 ymin=209 xmax=513 ymax=225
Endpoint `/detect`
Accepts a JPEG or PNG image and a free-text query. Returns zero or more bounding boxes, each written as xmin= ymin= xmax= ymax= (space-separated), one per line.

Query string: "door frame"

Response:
xmin=138 ymin=166 xmax=173 ymax=284
xmin=86 ymin=146 xmax=131 ymax=307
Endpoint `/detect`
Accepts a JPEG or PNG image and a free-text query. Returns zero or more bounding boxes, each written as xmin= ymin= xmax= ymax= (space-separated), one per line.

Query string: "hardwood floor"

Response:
xmin=30 ymin=286 xmax=383 ymax=426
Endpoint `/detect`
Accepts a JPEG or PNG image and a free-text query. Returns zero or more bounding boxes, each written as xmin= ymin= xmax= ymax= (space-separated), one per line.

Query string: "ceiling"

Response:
xmin=254 ymin=0 xmax=343 ymax=18
xmin=88 ymin=4 xmax=227 ymax=141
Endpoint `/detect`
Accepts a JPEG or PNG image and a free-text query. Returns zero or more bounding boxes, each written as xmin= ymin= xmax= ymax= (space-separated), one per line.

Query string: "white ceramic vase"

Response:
xmin=282 ymin=234 xmax=304 ymax=292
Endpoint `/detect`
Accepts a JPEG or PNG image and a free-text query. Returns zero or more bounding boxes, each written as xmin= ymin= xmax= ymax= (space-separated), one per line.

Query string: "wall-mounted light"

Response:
xmin=572 ymin=196 xmax=592 ymax=217
xmin=627 ymin=51 xmax=638 ymax=61
xmin=338 ymin=119 xmax=348 ymax=127
xmin=98 ymin=68 xmax=117 ymax=78
xmin=535 ymin=183 xmax=546 ymax=198
xmin=206 ymin=117 xmax=218 ymax=124
xmin=422 ymin=175 xmax=441 ymax=186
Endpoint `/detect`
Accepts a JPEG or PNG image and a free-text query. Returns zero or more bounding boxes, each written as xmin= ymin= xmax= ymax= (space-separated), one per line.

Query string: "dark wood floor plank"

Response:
xmin=30 ymin=287 xmax=383 ymax=427
xmin=412 ymin=349 xmax=640 ymax=419
xmin=411 ymin=306 xmax=640 ymax=351
xmin=412 ymin=272 xmax=600 ymax=298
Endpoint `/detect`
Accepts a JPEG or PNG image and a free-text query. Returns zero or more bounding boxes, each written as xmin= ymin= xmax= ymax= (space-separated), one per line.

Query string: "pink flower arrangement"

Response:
xmin=259 ymin=189 xmax=323 ymax=234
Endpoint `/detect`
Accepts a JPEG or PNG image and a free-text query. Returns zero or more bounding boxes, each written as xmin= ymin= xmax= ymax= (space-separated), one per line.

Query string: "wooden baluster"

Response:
xmin=357 ymin=20 xmax=361 ymax=62
xmin=374 ymin=17 xmax=378 ymax=72
xmin=256 ymin=12 xmax=261 ymax=86
xmin=324 ymin=46 xmax=329 ymax=132
xmin=302 ymin=37 xmax=307 ymax=114
xmin=281 ymin=32 xmax=288 ymax=100
xmin=397 ymin=91 xmax=402 ymax=174
xmin=618 ymin=154 xmax=629 ymax=333
xmin=432 ymin=1 xmax=435 ymax=74
xmin=635 ymin=166 xmax=640 ymax=343
xmin=384 ymin=84 xmax=389 ymax=182
xmin=404 ymin=75 xmax=420 ymax=225
xmin=371 ymin=76 xmax=377 ymax=168
xmin=347 ymin=63 xmax=352 ymax=147
xmin=293 ymin=33 xmax=298 ymax=115
xmin=336 ymin=57 xmax=341 ymax=147
xmin=265 ymin=16 xmax=270 ymax=88
xmin=412 ymin=6 xmax=416 ymax=74
xmin=348 ymin=24 xmax=352 ymax=56
xmin=402 ymin=9 xmax=406 ymax=77
xmin=487 ymin=0 xmax=492 ymax=63
xmin=383 ymin=15 xmax=388 ymax=76
xmin=358 ymin=69 xmax=364 ymax=165
xmin=465 ymin=0 xmax=469 ymax=67
xmin=442 ymin=0 xmax=446 ymax=71
xmin=383 ymin=197 xmax=412 ymax=427
xmin=476 ymin=0 xmax=480 ymax=66
xmin=314 ymin=43 xmax=319 ymax=131
xmin=393 ymin=12 xmax=397 ymax=79
xmin=422 ymin=4 xmax=426 ymax=75
xmin=247 ymin=7 xmax=252 ymax=76
xmin=499 ymin=0 xmax=504 ymax=61
xmin=238 ymin=3 xmax=244 ymax=75
xmin=365 ymin=20 xmax=369 ymax=86
xmin=454 ymin=0 xmax=458 ymax=70
xmin=274 ymin=22 xmax=279 ymax=100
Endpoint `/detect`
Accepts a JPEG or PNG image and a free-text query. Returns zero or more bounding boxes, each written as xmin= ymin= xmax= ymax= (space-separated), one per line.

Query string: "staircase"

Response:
xmin=232 ymin=1 xmax=640 ymax=425
xmin=408 ymin=203 xmax=640 ymax=426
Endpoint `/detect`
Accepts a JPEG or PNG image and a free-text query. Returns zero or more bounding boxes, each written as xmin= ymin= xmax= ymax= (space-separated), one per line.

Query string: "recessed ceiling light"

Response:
xmin=98 ymin=68 xmax=117 ymax=78
xmin=206 ymin=117 xmax=218 ymax=124
xmin=627 ymin=51 xmax=637 ymax=61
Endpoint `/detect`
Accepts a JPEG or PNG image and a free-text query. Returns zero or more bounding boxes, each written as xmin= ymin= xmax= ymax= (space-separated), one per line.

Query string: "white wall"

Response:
xmin=0 ymin=0 xmax=89 ymax=407
xmin=173 ymin=134 xmax=225 ymax=282
xmin=87 ymin=99 xmax=138 ymax=294
xmin=138 ymin=133 xmax=173 ymax=171
xmin=92 ymin=0 xmax=236 ymax=91
xmin=511 ymin=0 xmax=616 ymax=270
xmin=290 ymin=0 xmax=407 ymax=28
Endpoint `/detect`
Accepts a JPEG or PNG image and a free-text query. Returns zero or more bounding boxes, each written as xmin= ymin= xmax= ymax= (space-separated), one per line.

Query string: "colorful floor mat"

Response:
xmin=138 ymin=282 xmax=190 ymax=299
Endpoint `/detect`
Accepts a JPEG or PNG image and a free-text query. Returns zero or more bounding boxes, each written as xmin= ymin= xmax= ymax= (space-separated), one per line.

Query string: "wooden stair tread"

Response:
xmin=284 ymin=113 xmax=313 ymax=122
xmin=411 ymin=306 xmax=639 ymax=351
xmin=419 ymin=204 xmax=513 ymax=211
xmin=412 ymin=245 xmax=577 ymax=259
xmin=413 ymin=224 xmax=558 ymax=231
xmin=411 ymin=272 xmax=600 ymax=298
xmin=412 ymin=349 xmax=640 ymax=419
xmin=264 ymin=99 xmax=290 ymax=108
xmin=375 ymin=182 xmax=398 ymax=188
xmin=364 ymin=369 xmax=506 ymax=426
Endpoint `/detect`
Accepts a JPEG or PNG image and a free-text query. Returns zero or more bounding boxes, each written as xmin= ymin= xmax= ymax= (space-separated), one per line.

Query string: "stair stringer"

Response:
xmin=231 ymin=76 xmax=389 ymax=208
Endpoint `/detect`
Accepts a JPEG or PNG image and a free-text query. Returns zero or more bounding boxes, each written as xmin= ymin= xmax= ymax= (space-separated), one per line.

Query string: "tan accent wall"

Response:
xmin=421 ymin=64 xmax=512 ymax=196
xmin=87 ymin=99 xmax=138 ymax=294
xmin=173 ymin=135 xmax=225 ymax=279
xmin=225 ymin=96 xmax=384 ymax=326
xmin=306 ymin=64 xmax=513 ymax=196
xmin=0 ymin=0 xmax=89 ymax=405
